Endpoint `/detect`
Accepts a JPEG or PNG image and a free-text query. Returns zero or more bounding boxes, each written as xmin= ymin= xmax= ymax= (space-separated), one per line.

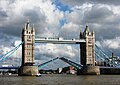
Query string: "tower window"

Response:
xmin=28 ymin=35 xmax=31 ymax=39
xmin=29 ymin=52 xmax=30 ymax=55
xmin=27 ymin=52 xmax=31 ymax=55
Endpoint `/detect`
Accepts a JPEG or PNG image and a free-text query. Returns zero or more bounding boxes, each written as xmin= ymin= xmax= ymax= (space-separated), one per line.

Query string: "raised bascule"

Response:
xmin=18 ymin=21 xmax=100 ymax=76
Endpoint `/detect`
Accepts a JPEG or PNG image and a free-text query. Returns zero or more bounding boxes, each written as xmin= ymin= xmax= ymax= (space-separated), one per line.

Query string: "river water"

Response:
xmin=0 ymin=74 xmax=120 ymax=85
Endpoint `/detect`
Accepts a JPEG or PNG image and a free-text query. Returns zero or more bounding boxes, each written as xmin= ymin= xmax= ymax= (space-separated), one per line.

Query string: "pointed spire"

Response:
xmin=83 ymin=24 xmax=89 ymax=34
xmin=80 ymin=28 xmax=82 ymax=36
xmin=32 ymin=24 xmax=35 ymax=32
xmin=32 ymin=24 xmax=34 ymax=28
xmin=24 ymin=23 xmax=27 ymax=30
xmin=26 ymin=19 xmax=30 ymax=29
xmin=85 ymin=23 xmax=89 ymax=32
xmin=80 ymin=27 xmax=82 ymax=32
xmin=27 ymin=18 xmax=30 ymax=22
xmin=92 ymin=28 xmax=94 ymax=34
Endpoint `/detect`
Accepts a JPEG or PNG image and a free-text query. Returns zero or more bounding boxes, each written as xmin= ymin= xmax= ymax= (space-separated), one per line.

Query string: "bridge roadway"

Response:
xmin=35 ymin=37 xmax=85 ymax=44
xmin=0 ymin=66 xmax=20 ymax=69
xmin=0 ymin=66 xmax=120 ymax=70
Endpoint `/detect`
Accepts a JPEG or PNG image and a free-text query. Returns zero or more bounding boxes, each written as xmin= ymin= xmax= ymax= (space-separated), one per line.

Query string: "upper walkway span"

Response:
xmin=35 ymin=37 xmax=85 ymax=44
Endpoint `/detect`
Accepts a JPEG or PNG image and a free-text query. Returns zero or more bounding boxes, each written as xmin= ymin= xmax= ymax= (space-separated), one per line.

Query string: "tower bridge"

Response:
xmin=1 ymin=20 xmax=120 ymax=75
xmin=18 ymin=20 xmax=100 ymax=76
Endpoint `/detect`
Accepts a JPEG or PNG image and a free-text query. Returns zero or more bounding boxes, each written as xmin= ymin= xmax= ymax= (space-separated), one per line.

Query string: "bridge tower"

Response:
xmin=80 ymin=25 xmax=95 ymax=66
xmin=22 ymin=21 xmax=35 ymax=66
xmin=19 ymin=20 xmax=38 ymax=76
xmin=78 ymin=25 xmax=100 ymax=75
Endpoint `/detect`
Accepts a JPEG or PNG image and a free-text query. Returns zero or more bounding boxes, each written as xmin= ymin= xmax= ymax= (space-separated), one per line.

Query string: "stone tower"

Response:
xmin=78 ymin=25 xmax=100 ymax=75
xmin=80 ymin=25 xmax=95 ymax=66
xmin=19 ymin=20 xmax=38 ymax=76
xmin=22 ymin=20 xmax=35 ymax=66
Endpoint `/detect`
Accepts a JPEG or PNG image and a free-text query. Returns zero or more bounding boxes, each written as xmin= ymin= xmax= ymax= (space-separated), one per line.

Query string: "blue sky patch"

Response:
xmin=59 ymin=18 xmax=67 ymax=27
xmin=52 ymin=0 xmax=72 ymax=12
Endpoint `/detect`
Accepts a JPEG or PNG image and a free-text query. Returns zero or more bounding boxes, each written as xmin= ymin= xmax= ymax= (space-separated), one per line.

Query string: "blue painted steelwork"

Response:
xmin=0 ymin=66 xmax=19 ymax=69
xmin=95 ymin=50 xmax=105 ymax=61
xmin=95 ymin=44 xmax=109 ymax=59
xmin=94 ymin=44 xmax=120 ymax=67
xmin=94 ymin=45 xmax=109 ymax=66
xmin=38 ymin=57 xmax=83 ymax=70
xmin=59 ymin=57 xmax=83 ymax=69
xmin=38 ymin=57 xmax=59 ymax=70
xmin=100 ymin=66 xmax=120 ymax=69
xmin=0 ymin=42 xmax=24 ymax=62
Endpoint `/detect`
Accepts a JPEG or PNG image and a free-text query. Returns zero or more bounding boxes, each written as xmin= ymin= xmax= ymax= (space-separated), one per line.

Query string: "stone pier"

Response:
xmin=77 ymin=66 xmax=100 ymax=75
xmin=19 ymin=66 xmax=38 ymax=76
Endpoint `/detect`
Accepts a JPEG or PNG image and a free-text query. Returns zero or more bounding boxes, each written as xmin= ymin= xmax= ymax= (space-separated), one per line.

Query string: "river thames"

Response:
xmin=0 ymin=74 xmax=120 ymax=85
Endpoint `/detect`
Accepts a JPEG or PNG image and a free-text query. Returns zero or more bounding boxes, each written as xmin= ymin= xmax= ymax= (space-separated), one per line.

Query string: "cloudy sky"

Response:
xmin=0 ymin=0 xmax=120 ymax=69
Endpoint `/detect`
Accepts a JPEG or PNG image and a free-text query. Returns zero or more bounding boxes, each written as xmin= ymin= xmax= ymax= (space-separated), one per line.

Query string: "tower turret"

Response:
xmin=32 ymin=24 xmax=35 ymax=34
xmin=84 ymin=24 xmax=89 ymax=33
xmin=80 ymin=28 xmax=83 ymax=39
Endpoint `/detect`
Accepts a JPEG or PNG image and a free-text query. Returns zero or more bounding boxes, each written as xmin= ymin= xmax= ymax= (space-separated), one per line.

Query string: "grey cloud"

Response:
xmin=0 ymin=8 xmax=47 ymax=37
xmin=23 ymin=7 xmax=46 ymax=23
xmin=61 ymin=0 xmax=120 ymax=6
xmin=58 ymin=30 xmax=80 ymax=39
xmin=0 ymin=33 xmax=18 ymax=46
xmin=83 ymin=5 xmax=113 ymax=24
xmin=0 ymin=10 xmax=8 ymax=21
xmin=91 ymin=0 xmax=120 ymax=5
xmin=23 ymin=8 xmax=48 ymax=36
xmin=34 ymin=44 xmax=79 ymax=63
xmin=81 ymin=5 xmax=120 ymax=41
xmin=95 ymin=27 xmax=120 ymax=40
xmin=86 ymin=22 xmax=120 ymax=41
xmin=0 ymin=26 xmax=21 ymax=37
xmin=0 ymin=21 xmax=24 ymax=37
xmin=0 ymin=10 xmax=8 ymax=17
xmin=61 ymin=0 xmax=89 ymax=6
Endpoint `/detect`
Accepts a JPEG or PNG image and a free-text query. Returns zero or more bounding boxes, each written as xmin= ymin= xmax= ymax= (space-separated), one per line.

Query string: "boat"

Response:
xmin=36 ymin=73 xmax=41 ymax=77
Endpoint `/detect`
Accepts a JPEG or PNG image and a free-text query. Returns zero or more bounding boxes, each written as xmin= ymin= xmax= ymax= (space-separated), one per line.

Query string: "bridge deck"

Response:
xmin=35 ymin=38 xmax=85 ymax=44
xmin=100 ymin=66 xmax=120 ymax=69
xmin=0 ymin=66 xmax=19 ymax=69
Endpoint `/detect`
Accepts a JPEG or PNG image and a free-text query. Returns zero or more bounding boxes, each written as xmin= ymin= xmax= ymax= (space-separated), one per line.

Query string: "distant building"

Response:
xmin=57 ymin=66 xmax=76 ymax=74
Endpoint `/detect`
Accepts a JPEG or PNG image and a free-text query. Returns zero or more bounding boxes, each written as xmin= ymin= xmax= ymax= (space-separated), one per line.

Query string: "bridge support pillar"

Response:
xmin=77 ymin=66 xmax=100 ymax=75
xmin=18 ymin=66 xmax=38 ymax=76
